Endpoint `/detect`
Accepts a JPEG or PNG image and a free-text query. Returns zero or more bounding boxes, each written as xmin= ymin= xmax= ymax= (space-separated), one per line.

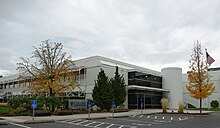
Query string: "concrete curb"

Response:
xmin=0 ymin=120 xmax=8 ymax=125
xmin=24 ymin=120 xmax=55 ymax=124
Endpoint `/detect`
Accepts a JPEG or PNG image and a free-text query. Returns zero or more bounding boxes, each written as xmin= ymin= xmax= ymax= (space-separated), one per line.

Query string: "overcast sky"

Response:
xmin=0 ymin=0 xmax=220 ymax=76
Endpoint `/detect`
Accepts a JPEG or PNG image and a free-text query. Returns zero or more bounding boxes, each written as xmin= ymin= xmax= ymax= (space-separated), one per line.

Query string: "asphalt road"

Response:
xmin=3 ymin=112 xmax=220 ymax=128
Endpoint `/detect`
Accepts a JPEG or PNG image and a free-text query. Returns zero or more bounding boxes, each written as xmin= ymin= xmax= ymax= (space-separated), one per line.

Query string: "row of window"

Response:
xmin=128 ymin=71 xmax=162 ymax=88
xmin=0 ymin=82 xmax=28 ymax=89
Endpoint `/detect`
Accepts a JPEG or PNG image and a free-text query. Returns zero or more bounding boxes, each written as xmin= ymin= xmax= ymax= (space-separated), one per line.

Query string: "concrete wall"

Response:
xmin=183 ymin=71 xmax=220 ymax=108
xmin=161 ymin=67 xmax=183 ymax=110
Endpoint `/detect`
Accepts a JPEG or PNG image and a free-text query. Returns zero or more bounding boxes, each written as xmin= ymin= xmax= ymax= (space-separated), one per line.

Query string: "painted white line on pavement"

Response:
xmin=108 ymin=117 xmax=161 ymax=125
xmin=132 ymin=123 xmax=152 ymax=127
xmin=106 ymin=124 xmax=114 ymax=128
xmin=9 ymin=122 xmax=31 ymax=128
xmin=155 ymin=116 xmax=157 ymax=119
xmin=171 ymin=117 xmax=173 ymax=120
xmin=147 ymin=115 xmax=150 ymax=118
xmin=76 ymin=120 xmax=89 ymax=125
xmin=119 ymin=125 xmax=124 ymax=128
xmin=139 ymin=115 xmax=143 ymax=118
xmin=132 ymin=114 xmax=137 ymax=117
xmin=84 ymin=121 xmax=97 ymax=126
xmin=162 ymin=117 xmax=165 ymax=119
xmin=94 ymin=122 xmax=105 ymax=127
xmin=179 ymin=118 xmax=182 ymax=121
xmin=70 ymin=119 xmax=82 ymax=123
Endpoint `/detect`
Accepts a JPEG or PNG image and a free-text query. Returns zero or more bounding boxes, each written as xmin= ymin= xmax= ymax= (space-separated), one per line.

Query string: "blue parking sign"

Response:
xmin=32 ymin=100 xmax=37 ymax=109
xmin=87 ymin=101 xmax=92 ymax=108
xmin=112 ymin=102 xmax=116 ymax=108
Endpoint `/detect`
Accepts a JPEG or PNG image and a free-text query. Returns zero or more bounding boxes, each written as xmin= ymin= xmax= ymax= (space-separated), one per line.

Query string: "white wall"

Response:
xmin=182 ymin=71 xmax=220 ymax=108
xmin=162 ymin=67 xmax=183 ymax=110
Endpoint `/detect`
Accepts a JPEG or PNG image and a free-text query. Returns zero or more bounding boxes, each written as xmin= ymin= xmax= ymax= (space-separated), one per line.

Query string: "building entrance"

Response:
xmin=128 ymin=90 xmax=162 ymax=109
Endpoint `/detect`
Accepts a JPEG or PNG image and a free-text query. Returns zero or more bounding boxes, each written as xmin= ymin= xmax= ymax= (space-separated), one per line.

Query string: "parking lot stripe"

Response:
xmin=70 ymin=119 xmax=82 ymax=123
xmin=155 ymin=116 xmax=157 ymax=119
xmin=119 ymin=125 xmax=124 ymax=128
xmin=9 ymin=122 xmax=31 ymax=128
xmin=147 ymin=115 xmax=150 ymax=118
xmin=76 ymin=120 xmax=89 ymax=125
xmin=84 ymin=121 xmax=97 ymax=126
xmin=139 ymin=115 xmax=143 ymax=118
xmin=162 ymin=117 xmax=165 ymax=119
xmin=94 ymin=122 xmax=105 ymax=127
xmin=132 ymin=114 xmax=137 ymax=117
xmin=109 ymin=117 xmax=161 ymax=124
xmin=171 ymin=117 xmax=173 ymax=120
xmin=106 ymin=124 xmax=114 ymax=128
xmin=132 ymin=123 xmax=152 ymax=127
xmin=179 ymin=118 xmax=182 ymax=121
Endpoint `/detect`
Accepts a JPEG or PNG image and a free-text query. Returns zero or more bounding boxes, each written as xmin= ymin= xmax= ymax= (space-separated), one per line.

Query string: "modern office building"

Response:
xmin=0 ymin=56 xmax=219 ymax=109
xmin=182 ymin=68 xmax=220 ymax=108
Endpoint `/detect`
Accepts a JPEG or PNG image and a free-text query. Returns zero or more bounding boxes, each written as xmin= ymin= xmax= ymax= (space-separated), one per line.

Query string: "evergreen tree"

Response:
xmin=92 ymin=69 xmax=113 ymax=110
xmin=111 ymin=66 xmax=127 ymax=107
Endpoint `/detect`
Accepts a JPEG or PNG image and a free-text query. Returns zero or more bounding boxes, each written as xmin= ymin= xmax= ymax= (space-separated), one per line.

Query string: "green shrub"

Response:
xmin=16 ymin=107 xmax=27 ymax=114
xmin=72 ymin=109 xmax=81 ymax=114
xmin=101 ymin=109 xmax=108 ymax=113
xmin=8 ymin=96 xmax=31 ymax=109
xmin=117 ymin=104 xmax=125 ymax=109
xmin=211 ymin=100 xmax=219 ymax=108
xmin=92 ymin=110 xmax=98 ymax=113
xmin=161 ymin=98 xmax=168 ymax=113
xmin=61 ymin=99 xmax=69 ymax=109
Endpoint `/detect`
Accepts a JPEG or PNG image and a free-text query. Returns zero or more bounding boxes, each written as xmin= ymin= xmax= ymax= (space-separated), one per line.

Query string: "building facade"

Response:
xmin=0 ymin=56 xmax=219 ymax=109
xmin=182 ymin=69 xmax=220 ymax=108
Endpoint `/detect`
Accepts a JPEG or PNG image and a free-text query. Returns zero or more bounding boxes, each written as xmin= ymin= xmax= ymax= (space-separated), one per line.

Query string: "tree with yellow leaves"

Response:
xmin=17 ymin=40 xmax=79 ymax=99
xmin=186 ymin=41 xmax=215 ymax=113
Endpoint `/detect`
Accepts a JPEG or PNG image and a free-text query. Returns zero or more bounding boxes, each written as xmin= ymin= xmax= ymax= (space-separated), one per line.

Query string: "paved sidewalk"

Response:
xmin=0 ymin=109 xmax=213 ymax=124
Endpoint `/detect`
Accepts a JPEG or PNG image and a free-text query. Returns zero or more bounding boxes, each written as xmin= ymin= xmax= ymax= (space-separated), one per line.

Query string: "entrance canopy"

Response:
xmin=126 ymin=85 xmax=170 ymax=92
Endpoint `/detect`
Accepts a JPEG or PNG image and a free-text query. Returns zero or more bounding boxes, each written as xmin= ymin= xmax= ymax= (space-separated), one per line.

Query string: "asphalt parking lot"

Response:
xmin=3 ymin=112 xmax=220 ymax=128
xmin=58 ymin=114 xmax=194 ymax=128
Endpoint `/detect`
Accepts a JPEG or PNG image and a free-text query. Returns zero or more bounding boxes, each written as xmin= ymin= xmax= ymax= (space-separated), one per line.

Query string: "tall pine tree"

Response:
xmin=111 ymin=66 xmax=127 ymax=107
xmin=92 ymin=69 xmax=113 ymax=110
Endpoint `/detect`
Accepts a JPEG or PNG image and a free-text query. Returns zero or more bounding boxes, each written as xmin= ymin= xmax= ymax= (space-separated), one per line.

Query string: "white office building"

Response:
xmin=0 ymin=56 xmax=219 ymax=109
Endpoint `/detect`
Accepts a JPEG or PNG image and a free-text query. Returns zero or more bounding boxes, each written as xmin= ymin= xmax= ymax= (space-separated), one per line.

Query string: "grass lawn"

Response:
xmin=187 ymin=108 xmax=220 ymax=111
xmin=0 ymin=107 xmax=15 ymax=115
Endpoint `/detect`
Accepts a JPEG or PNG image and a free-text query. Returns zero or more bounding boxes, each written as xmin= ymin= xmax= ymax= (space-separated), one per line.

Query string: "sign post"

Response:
xmin=112 ymin=102 xmax=116 ymax=117
xmin=140 ymin=99 xmax=143 ymax=115
xmin=87 ymin=101 xmax=92 ymax=120
xmin=31 ymin=100 xmax=37 ymax=121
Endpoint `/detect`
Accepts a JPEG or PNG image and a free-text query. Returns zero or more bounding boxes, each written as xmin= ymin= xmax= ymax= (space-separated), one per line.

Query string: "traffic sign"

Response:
xmin=112 ymin=102 xmax=116 ymax=108
xmin=32 ymin=100 xmax=37 ymax=109
xmin=87 ymin=101 xmax=92 ymax=108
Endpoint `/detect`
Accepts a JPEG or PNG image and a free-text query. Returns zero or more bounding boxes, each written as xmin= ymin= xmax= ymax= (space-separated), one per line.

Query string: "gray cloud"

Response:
xmin=0 ymin=0 xmax=220 ymax=76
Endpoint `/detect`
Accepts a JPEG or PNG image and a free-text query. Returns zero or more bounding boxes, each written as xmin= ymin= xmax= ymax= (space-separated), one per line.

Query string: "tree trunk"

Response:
xmin=200 ymin=98 xmax=202 ymax=113
xmin=52 ymin=105 xmax=55 ymax=112
xmin=49 ymin=88 xmax=52 ymax=96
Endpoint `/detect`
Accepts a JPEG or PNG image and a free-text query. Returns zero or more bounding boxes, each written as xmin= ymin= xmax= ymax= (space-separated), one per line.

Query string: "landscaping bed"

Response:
xmin=54 ymin=110 xmax=72 ymax=116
